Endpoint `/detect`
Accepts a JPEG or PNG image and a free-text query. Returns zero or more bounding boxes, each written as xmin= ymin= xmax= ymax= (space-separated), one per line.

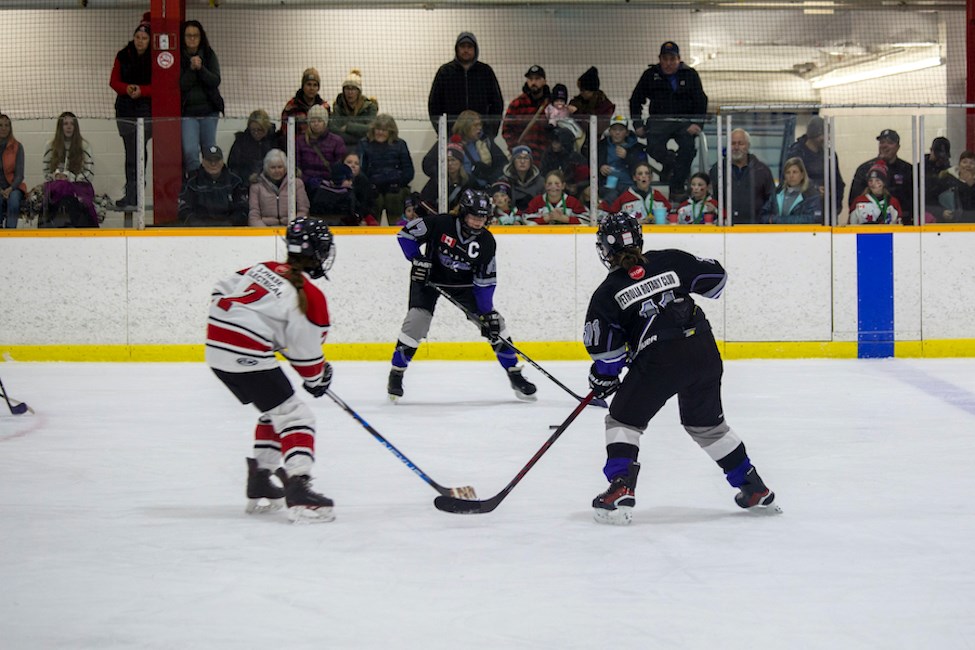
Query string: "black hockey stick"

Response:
xmin=325 ymin=389 xmax=476 ymax=499
xmin=430 ymin=284 xmax=608 ymax=408
xmin=0 ymin=376 xmax=33 ymax=416
xmin=434 ymin=390 xmax=596 ymax=514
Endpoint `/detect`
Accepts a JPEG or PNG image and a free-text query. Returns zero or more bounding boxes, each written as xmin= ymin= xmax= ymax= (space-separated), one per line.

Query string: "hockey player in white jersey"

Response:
xmin=205 ymin=217 xmax=336 ymax=523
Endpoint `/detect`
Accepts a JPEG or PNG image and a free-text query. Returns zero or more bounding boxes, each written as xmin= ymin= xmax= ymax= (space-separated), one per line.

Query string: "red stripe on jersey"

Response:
xmin=291 ymin=360 xmax=325 ymax=379
xmin=206 ymin=323 xmax=273 ymax=352
xmin=302 ymin=280 xmax=331 ymax=328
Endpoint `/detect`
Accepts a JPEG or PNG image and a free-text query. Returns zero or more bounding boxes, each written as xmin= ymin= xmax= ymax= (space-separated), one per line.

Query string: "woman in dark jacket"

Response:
xmin=359 ymin=114 xmax=414 ymax=224
xmin=109 ymin=13 xmax=152 ymax=207
xmin=451 ymin=110 xmax=507 ymax=190
xmin=180 ymin=20 xmax=224 ymax=176
xmin=760 ymin=157 xmax=823 ymax=224
xmin=228 ymin=109 xmax=278 ymax=184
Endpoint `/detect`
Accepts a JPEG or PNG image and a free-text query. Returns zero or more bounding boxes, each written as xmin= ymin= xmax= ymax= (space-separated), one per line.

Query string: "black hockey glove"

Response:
xmin=480 ymin=310 xmax=502 ymax=342
xmin=410 ymin=258 xmax=432 ymax=284
xmin=303 ymin=362 xmax=333 ymax=398
xmin=588 ymin=364 xmax=620 ymax=400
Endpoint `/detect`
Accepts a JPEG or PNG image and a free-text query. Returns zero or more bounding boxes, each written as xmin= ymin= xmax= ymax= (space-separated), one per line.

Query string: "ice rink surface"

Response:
xmin=1 ymin=358 xmax=974 ymax=649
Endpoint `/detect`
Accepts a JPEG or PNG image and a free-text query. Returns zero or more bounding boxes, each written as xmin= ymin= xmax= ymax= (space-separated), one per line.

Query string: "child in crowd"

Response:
xmin=310 ymin=162 xmax=359 ymax=226
xmin=849 ymin=161 xmax=902 ymax=225
xmin=545 ymin=84 xmax=576 ymax=127
xmin=672 ymin=172 xmax=718 ymax=225
xmin=490 ymin=180 xmax=528 ymax=226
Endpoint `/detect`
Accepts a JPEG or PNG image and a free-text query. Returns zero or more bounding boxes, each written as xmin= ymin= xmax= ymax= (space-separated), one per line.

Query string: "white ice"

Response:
xmin=1 ymin=359 xmax=974 ymax=649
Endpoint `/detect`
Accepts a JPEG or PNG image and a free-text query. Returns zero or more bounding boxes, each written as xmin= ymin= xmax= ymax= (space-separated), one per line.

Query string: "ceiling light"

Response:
xmin=809 ymin=56 xmax=943 ymax=89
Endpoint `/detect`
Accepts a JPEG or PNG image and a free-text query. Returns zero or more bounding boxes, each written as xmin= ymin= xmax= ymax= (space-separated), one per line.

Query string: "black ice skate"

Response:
xmin=734 ymin=466 xmax=782 ymax=514
xmin=507 ymin=367 xmax=538 ymax=402
xmin=387 ymin=368 xmax=405 ymax=402
xmin=592 ymin=462 xmax=640 ymax=525
xmin=276 ymin=469 xmax=335 ymax=523
xmin=245 ymin=457 xmax=284 ymax=514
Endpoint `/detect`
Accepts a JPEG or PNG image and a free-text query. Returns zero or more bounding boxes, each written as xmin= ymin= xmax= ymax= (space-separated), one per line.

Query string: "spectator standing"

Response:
xmin=331 ymin=69 xmax=378 ymax=149
xmin=0 ymin=114 xmax=26 ymax=229
xmin=359 ymin=114 xmax=414 ymax=224
xmin=343 ymin=152 xmax=379 ymax=225
xmin=848 ymin=129 xmax=915 ymax=224
xmin=109 ymin=12 xmax=152 ymax=208
xmin=629 ymin=41 xmax=708 ymax=200
xmin=932 ymin=150 xmax=975 ymax=223
xmin=280 ymin=68 xmax=328 ymax=148
xmin=784 ymin=116 xmax=845 ymax=215
xmin=428 ymin=32 xmax=504 ymax=138
xmin=248 ymin=149 xmax=309 ymax=227
xmin=759 ymin=157 xmax=823 ymax=225
xmin=503 ymin=145 xmax=544 ymax=212
xmin=708 ymin=128 xmax=774 ymax=225
xmin=452 ymin=110 xmax=507 ymax=190
xmin=42 ymin=112 xmax=98 ymax=228
xmin=672 ymin=172 xmax=718 ymax=225
xmin=180 ymin=20 xmax=224 ymax=176
xmin=569 ymin=66 xmax=616 ymax=156
xmin=228 ymin=109 xmax=278 ymax=184
xmin=525 ymin=170 xmax=589 ymax=224
xmin=596 ymin=114 xmax=646 ymax=205
xmin=178 ymin=145 xmax=248 ymax=226
xmin=295 ymin=105 xmax=347 ymax=196
xmin=848 ymin=161 xmax=902 ymax=225
xmin=502 ymin=65 xmax=551 ymax=165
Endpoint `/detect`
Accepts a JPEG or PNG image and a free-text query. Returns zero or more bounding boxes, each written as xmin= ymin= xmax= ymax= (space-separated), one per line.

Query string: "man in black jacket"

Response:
xmin=848 ymin=129 xmax=916 ymax=224
xmin=178 ymin=146 xmax=248 ymax=226
xmin=428 ymin=32 xmax=504 ymax=138
xmin=629 ymin=41 xmax=708 ymax=200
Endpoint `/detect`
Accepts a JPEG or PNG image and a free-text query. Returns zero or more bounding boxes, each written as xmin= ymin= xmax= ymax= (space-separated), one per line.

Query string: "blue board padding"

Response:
xmin=856 ymin=233 xmax=895 ymax=358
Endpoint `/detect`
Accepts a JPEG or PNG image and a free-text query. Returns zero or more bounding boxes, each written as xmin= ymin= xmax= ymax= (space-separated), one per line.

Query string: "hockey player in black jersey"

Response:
xmin=585 ymin=212 xmax=779 ymax=525
xmin=387 ymin=188 xmax=537 ymax=402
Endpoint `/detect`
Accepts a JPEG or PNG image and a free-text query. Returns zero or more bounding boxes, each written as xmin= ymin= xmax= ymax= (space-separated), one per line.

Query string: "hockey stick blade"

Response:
xmin=9 ymin=402 xmax=33 ymax=415
xmin=434 ymin=391 xmax=596 ymax=515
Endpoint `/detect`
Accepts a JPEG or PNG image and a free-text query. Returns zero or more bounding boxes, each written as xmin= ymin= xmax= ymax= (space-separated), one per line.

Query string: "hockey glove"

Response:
xmin=410 ymin=258 xmax=433 ymax=284
xmin=303 ymin=362 xmax=333 ymax=398
xmin=588 ymin=364 xmax=620 ymax=400
xmin=480 ymin=310 xmax=502 ymax=342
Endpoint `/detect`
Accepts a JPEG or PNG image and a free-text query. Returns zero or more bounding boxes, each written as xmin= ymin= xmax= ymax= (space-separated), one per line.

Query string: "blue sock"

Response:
xmin=603 ymin=457 xmax=633 ymax=482
xmin=724 ymin=458 xmax=753 ymax=488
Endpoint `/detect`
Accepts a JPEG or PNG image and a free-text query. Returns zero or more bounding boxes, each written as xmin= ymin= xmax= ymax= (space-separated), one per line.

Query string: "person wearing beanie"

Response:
xmin=569 ymin=66 xmax=616 ymax=156
xmin=502 ymin=65 xmax=551 ymax=166
xmin=489 ymin=179 xmax=527 ymax=226
xmin=419 ymin=140 xmax=474 ymax=211
xmin=923 ymin=136 xmax=952 ymax=207
xmin=849 ymin=128 xmax=914 ymax=223
xmin=227 ymin=108 xmax=278 ymax=184
xmin=280 ymin=66 xmax=329 ymax=148
xmin=544 ymin=83 xmax=577 ymax=128
xmin=332 ymin=68 xmax=379 ymax=148
xmin=180 ymin=20 xmax=224 ymax=176
xmin=629 ymin=41 xmax=708 ymax=200
xmin=785 ymin=115 xmax=846 ymax=215
xmin=428 ymin=32 xmax=504 ymax=137
xmin=849 ymin=159 xmax=902 ymax=224
xmin=502 ymin=144 xmax=544 ymax=211
xmin=295 ymin=103 xmax=347 ymax=199
xmin=109 ymin=11 xmax=153 ymax=207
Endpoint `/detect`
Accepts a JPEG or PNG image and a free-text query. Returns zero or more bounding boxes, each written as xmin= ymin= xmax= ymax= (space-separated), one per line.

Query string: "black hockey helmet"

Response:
xmin=458 ymin=188 xmax=492 ymax=236
xmin=596 ymin=212 xmax=643 ymax=268
xmin=286 ymin=216 xmax=335 ymax=279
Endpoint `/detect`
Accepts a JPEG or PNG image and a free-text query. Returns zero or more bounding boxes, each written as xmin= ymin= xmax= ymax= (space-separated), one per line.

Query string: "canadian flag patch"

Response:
xmin=628 ymin=266 xmax=646 ymax=280
xmin=441 ymin=234 xmax=456 ymax=247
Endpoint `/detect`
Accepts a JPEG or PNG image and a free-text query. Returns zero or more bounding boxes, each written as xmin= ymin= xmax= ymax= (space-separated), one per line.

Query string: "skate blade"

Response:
xmin=593 ymin=506 xmax=633 ymax=526
xmin=288 ymin=505 xmax=336 ymax=524
xmin=387 ymin=393 xmax=401 ymax=403
xmin=513 ymin=390 xmax=538 ymax=403
xmin=245 ymin=497 xmax=284 ymax=514
xmin=746 ymin=502 xmax=783 ymax=516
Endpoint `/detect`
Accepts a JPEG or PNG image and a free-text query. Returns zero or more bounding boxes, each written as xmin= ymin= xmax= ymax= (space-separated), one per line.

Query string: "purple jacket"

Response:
xmin=295 ymin=130 xmax=347 ymax=192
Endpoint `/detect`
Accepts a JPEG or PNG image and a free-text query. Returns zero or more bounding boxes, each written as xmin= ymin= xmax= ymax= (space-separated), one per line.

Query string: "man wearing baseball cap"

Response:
xmin=848 ymin=129 xmax=915 ymax=224
xmin=502 ymin=65 xmax=551 ymax=166
xmin=177 ymin=144 xmax=249 ymax=226
xmin=628 ymin=41 xmax=708 ymax=202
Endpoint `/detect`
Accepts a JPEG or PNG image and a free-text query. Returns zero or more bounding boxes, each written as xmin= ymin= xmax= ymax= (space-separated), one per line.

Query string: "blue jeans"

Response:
xmin=1 ymin=188 xmax=23 ymax=228
xmin=181 ymin=114 xmax=219 ymax=174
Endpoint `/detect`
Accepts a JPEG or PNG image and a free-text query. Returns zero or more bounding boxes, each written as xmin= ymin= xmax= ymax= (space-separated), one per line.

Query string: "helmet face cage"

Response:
xmin=596 ymin=212 xmax=643 ymax=268
xmin=459 ymin=188 xmax=492 ymax=235
xmin=286 ymin=217 xmax=335 ymax=279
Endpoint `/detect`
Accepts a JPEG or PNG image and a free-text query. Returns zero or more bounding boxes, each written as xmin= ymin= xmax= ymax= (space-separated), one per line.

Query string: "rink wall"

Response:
xmin=1 ymin=226 xmax=974 ymax=362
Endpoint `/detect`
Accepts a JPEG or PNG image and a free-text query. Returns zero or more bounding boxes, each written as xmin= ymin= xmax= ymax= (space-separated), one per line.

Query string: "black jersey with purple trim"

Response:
xmin=584 ymin=249 xmax=726 ymax=373
xmin=397 ymin=213 xmax=498 ymax=289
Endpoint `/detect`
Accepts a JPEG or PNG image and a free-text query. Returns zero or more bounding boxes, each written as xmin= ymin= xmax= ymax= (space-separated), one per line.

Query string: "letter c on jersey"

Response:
xmin=468 ymin=241 xmax=480 ymax=259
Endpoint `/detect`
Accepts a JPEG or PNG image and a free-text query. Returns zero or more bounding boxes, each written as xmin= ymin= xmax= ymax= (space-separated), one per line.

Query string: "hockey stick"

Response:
xmin=325 ymin=389 xmax=476 ymax=499
xmin=430 ymin=284 xmax=608 ymax=408
xmin=435 ymin=390 xmax=596 ymax=514
xmin=0 ymin=376 xmax=33 ymax=416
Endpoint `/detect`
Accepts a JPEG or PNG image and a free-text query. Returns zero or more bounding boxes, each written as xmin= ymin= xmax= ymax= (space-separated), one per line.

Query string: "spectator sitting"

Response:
xmin=295 ymin=105 xmax=347 ymax=195
xmin=599 ymin=161 xmax=670 ymax=224
xmin=359 ymin=114 xmax=414 ymax=225
xmin=180 ymin=20 xmax=223 ymax=176
xmin=178 ymin=145 xmax=248 ymax=226
xmin=451 ymin=110 xmax=507 ymax=190
xmin=525 ymin=170 xmax=589 ymax=224
xmin=331 ymin=69 xmax=378 ymax=149
xmin=503 ymin=145 xmax=544 ymax=211
xmin=109 ymin=12 xmax=152 ymax=208
xmin=428 ymin=32 xmax=504 ymax=138
xmin=596 ymin=114 xmax=646 ymax=205
xmin=672 ymin=172 xmax=718 ymax=225
xmin=923 ymin=136 xmax=951 ymax=216
xmin=760 ymin=157 xmax=824 ymax=224
xmin=502 ymin=65 xmax=551 ymax=165
xmin=540 ymin=126 xmax=589 ymax=199
xmin=569 ymin=66 xmax=616 ymax=156
xmin=41 ymin=112 xmax=98 ymax=228
xmin=545 ymin=83 xmax=577 ymax=127
xmin=247 ymin=149 xmax=309 ymax=227
xmin=708 ymin=128 xmax=774 ymax=224
xmin=784 ymin=116 xmax=845 ymax=215
xmin=280 ymin=67 xmax=329 ymax=148
xmin=309 ymin=162 xmax=360 ymax=226
xmin=228 ymin=109 xmax=278 ymax=184
xmin=932 ymin=149 xmax=975 ymax=223
xmin=342 ymin=151 xmax=378 ymax=226
xmin=419 ymin=142 xmax=473 ymax=211
xmin=490 ymin=179 xmax=529 ymax=226
xmin=0 ymin=114 xmax=27 ymax=229
xmin=848 ymin=129 xmax=915 ymax=224
xmin=848 ymin=161 xmax=902 ymax=225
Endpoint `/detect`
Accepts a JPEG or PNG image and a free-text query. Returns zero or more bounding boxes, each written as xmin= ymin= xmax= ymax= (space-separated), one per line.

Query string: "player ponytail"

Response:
xmin=286 ymin=254 xmax=309 ymax=314
xmin=613 ymin=248 xmax=647 ymax=271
